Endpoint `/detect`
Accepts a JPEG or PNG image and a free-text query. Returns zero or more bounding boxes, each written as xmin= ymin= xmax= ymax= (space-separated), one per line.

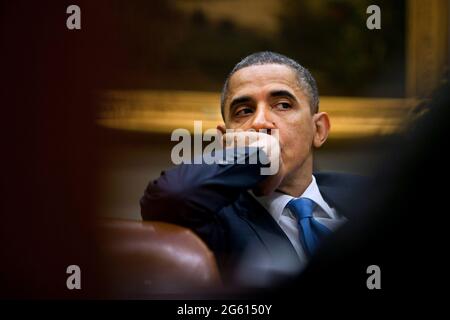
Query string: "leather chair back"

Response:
xmin=98 ymin=219 xmax=221 ymax=297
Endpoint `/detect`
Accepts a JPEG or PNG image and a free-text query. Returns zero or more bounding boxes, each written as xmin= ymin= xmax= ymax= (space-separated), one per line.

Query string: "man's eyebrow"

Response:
xmin=227 ymin=90 xmax=298 ymax=112
xmin=269 ymin=90 xmax=298 ymax=102
xmin=229 ymin=95 xmax=252 ymax=110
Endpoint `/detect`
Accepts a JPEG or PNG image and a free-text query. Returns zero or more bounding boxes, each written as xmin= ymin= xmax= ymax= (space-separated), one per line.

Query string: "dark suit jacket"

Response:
xmin=140 ymin=148 xmax=366 ymax=287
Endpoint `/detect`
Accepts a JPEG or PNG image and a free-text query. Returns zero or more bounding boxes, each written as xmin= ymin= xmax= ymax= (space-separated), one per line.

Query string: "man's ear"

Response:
xmin=217 ymin=124 xmax=226 ymax=134
xmin=312 ymin=112 xmax=330 ymax=148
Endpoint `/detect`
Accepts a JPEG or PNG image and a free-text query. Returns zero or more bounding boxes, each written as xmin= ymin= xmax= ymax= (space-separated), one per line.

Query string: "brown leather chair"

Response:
xmin=97 ymin=219 xmax=221 ymax=298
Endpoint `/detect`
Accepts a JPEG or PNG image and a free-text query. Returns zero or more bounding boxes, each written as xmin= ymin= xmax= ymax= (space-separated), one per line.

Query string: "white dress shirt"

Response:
xmin=252 ymin=175 xmax=347 ymax=270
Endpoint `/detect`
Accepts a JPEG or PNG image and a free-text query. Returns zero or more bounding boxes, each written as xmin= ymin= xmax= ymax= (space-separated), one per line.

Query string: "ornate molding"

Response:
xmin=98 ymin=90 xmax=415 ymax=139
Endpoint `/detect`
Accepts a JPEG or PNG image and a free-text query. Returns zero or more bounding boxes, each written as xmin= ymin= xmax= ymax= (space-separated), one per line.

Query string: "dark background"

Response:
xmin=105 ymin=0 xmax=406 ymax=97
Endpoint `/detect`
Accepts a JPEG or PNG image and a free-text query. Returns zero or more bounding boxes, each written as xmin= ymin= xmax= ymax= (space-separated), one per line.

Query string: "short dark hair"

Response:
xmin=220 ymin=51 xmax=319 ymax=119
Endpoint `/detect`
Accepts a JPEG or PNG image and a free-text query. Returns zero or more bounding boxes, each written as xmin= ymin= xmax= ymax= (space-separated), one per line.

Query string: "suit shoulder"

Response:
xmin=314 ymin=171 xmax=369 ymax=189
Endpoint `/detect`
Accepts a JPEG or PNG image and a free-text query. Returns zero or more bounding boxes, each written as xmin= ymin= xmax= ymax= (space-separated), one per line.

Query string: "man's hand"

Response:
xmin=219 ymin=130 xmax=286 ymax=196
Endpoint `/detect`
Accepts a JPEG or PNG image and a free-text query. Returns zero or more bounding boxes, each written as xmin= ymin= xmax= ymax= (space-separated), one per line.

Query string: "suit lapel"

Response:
xmin=235 ymin=192 xmax=301 ymax=269
xmin=316 ymin=174 xmax=360 ymax=220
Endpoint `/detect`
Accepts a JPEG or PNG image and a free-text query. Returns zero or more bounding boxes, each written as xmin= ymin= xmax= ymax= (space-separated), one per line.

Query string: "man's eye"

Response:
xmin=275 ymin=102 xmax=292 ymax=110
xmin=235 ymin=107 xmax=253 ymax=116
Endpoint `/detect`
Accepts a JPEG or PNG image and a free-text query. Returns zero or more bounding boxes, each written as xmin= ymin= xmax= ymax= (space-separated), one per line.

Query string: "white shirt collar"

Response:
xmin=253 ymin=175 xmax=336 ymax=222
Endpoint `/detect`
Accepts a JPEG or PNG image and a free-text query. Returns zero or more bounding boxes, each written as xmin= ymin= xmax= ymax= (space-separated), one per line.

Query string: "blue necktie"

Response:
xmin=286 ymin=198 xmax=332 ymax=257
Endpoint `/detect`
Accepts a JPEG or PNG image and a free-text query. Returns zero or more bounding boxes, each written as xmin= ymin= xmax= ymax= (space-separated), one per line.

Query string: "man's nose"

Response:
xmin=249 ymin=105 xmax=276 ymax=132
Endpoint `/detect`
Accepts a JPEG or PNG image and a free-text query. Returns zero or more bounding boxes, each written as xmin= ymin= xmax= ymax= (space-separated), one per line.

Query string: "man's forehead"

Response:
xmin=228 ymin=64 xmax=300 ymax=96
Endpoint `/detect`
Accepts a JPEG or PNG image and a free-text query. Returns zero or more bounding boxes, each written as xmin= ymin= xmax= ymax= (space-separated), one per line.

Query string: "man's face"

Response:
xmin=222 ymin=64 xmax=318 ymax=182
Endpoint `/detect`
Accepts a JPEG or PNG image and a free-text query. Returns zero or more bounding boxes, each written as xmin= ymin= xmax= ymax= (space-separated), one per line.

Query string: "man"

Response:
xmin=141 ymin=51 xmax=364 ymax=287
